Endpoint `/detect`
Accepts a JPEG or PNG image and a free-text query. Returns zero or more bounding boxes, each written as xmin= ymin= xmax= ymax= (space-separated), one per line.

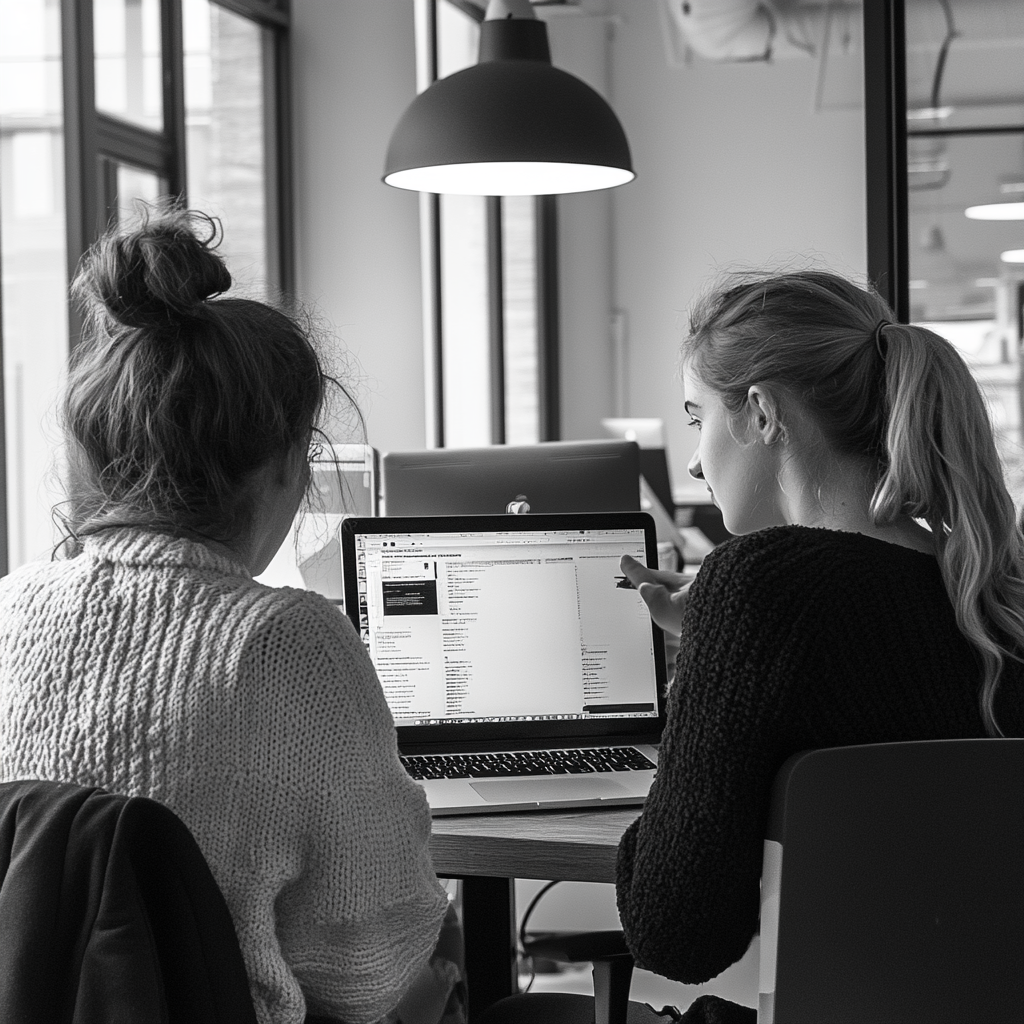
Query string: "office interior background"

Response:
xmin=2 ymin=0 xmax=1023 ymax=1009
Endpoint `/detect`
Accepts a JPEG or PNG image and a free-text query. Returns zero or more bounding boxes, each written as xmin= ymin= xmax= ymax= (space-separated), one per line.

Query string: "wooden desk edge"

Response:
xmin=429 ymin=807 xmax=640 ymax=884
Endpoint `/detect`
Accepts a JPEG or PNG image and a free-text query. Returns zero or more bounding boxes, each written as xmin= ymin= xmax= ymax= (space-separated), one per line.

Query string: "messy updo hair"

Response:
xmin=62 ymin=206 xmax=354 ymax=550
xmin=684 ymin=269 xmax=1024 ymax=736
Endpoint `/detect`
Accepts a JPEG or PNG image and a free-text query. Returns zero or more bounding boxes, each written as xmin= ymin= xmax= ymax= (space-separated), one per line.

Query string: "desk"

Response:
xmin=431 ymin=807 xmax=641 ymax=1020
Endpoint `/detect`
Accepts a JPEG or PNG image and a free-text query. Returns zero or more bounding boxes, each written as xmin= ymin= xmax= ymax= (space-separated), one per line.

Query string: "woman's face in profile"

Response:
xmin=682 ymin=366 xmax=783 ymax=535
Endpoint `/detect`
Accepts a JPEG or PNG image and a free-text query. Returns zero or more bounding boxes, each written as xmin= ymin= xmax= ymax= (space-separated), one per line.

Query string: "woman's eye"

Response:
xmin=686 ymin=417 xmax=702 ymax=431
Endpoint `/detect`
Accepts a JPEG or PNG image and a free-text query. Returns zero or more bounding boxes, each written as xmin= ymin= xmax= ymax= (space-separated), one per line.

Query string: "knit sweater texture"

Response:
xmin=0 ymin=529 xmax=449 ymax=1024
xmin=616 ymin=525 xmax=1024 ymax=994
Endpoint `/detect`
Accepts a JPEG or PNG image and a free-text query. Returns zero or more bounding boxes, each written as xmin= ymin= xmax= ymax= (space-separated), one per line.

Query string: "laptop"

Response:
xmin=293 ymin=444 xmax=379 ymax=605
xmin=340 ymin=512 xmax=667 ymax=815
xmin=380 ymin=440 xmax=640 ymax=516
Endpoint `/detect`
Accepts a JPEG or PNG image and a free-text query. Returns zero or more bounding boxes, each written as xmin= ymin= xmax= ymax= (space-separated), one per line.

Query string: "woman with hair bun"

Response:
xmin=0 ymin=210 xmax=456 ymax=1024
xmin=616 ymin=270 xmax=1024 ymax=1023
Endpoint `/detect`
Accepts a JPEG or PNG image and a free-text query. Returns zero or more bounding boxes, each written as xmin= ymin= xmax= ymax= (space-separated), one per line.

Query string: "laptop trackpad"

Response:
xmin=470 ymin=778 xmax=629 ymax=803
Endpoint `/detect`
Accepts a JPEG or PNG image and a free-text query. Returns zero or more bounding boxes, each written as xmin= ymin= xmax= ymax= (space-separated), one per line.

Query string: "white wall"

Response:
xmin=289 ymin=0 xmax=868 ymax=490
xmin=606 ymin=0 xmax=868 ymax=495
xmin=544 ymin=9 xmax=618 ymax=442
xmin=291 ymin=0 xmax=425 ymax=453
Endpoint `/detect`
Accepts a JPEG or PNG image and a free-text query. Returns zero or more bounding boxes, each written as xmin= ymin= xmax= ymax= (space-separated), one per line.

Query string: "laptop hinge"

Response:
xmin=399 ymin=734 xmax=661 ymax=756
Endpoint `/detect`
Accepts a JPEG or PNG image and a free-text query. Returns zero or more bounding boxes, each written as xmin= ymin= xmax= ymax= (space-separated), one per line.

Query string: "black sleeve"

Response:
xmin=615 ymin=531 xmax=827 ymax=983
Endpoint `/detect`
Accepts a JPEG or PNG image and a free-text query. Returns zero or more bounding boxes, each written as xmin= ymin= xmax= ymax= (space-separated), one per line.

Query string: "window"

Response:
xmin=903 ymin=0 xmax=1024 ymax=503
xmin=418 ymin=0 xmax=558 ymax=448
xmin=0 ymin=0 xmax=69 ymax=572
xmin=0 ymin=0 xmax=292 ymax=573
xmin=867 ymin=0 xmax=1023 ymax=506
xmin=183 ymin=0 xmax=282 ymax=296
xmin=93 ymin=0 xmax=163 ymax=131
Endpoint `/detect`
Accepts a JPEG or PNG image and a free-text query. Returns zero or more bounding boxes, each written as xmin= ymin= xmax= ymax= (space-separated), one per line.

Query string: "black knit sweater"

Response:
xmin=616 ymin=525 xmax=1024 ymax=994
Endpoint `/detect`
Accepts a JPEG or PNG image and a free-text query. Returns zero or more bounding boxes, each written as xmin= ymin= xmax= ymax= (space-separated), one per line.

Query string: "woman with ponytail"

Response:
xmin=0 ymin=209 xmax=458 ymax=1024
xmin=615 ymin=270 xmax=1024 ymax=1023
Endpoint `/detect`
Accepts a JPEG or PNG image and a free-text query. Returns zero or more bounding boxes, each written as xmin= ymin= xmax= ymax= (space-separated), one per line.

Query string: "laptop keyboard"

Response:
xmin=400 ymin=746 xmax=656 ymax=780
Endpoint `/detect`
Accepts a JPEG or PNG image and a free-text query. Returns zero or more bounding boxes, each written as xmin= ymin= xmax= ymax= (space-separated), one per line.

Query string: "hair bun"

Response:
xmin=76 ymin=208 xmax=232 ymax=330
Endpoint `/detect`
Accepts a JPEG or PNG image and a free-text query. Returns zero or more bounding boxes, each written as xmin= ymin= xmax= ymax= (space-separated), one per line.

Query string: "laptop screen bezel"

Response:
xmin=341 ymin=511 xmax=668 ymax=748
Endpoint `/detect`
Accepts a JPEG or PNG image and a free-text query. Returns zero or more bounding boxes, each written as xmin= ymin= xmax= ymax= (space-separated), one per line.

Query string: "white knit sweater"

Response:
xmin=0 ymin=529 xmax=449 ymax=1024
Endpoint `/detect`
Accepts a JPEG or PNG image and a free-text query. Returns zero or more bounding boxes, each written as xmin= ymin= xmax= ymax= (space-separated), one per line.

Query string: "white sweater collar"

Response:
xmin=82 ymin=528 xmax=252 ymax=578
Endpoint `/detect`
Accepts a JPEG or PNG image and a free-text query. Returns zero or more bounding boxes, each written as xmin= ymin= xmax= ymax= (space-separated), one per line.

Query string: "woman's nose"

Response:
xmin=688 ymin=450 xmax=703 ymax=481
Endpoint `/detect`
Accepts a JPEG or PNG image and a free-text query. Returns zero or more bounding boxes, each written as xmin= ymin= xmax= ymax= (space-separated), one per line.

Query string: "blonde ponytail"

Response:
xmin=872 ymin=323 xmax=1024 ymax=735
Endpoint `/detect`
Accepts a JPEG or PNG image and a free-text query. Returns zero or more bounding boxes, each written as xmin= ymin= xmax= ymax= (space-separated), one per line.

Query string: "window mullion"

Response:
xmin=419 ymin=0 xmax=445 ymax=447
xmin=61 ymin=0 xmax=99 ymax=303
xmin=210 ymin=0 xmax=289 ymax=30
xmin=864 ymin=0 xmax=909 ymax=321
xmin=265 ymin=22 xmax=294 ymax=297
xmin=536 ymin=194 xmax=560 ymax=441
xmin=487 ymin=196 xmax=506 ymax=444
xmin=163 ymin=0 xmax=187 ymax=202
xmin=95 ymin=114 xmax=171 ymax=172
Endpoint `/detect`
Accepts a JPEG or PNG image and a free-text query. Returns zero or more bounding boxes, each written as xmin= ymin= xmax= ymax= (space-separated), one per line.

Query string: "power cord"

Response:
xmin=517 ymin=882 xmax=683 ymax=1020
xmin=516 ymin=879 xmax=561 ymax=993
xmin=929 ymin=0 xmax=959 ymax=114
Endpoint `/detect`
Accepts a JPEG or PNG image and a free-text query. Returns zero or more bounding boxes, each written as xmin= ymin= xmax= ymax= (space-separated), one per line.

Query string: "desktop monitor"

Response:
xmin=380 ymin=439 xmax=641 ymax=516
xmin=601 ymin=417 xmax=674 ymax=514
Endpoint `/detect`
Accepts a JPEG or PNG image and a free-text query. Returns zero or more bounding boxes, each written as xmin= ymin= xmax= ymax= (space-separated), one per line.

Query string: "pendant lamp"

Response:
xmin=383 ymin=0 xmax=634 ymax=196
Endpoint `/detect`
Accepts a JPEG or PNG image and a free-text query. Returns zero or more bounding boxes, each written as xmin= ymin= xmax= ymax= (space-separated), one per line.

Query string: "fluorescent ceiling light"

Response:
xmin=964 ymin=202 xmax=1024 ymax=221
xmin=907 ymin=106 xmax=953 ymax=120
xmin=1000 ymin=249 xmax=1024 ymax=263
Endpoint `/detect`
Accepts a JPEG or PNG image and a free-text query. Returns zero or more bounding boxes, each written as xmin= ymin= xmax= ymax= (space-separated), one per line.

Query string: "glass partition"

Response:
xmin=905 ymin=0 xmax=1024 ymax=503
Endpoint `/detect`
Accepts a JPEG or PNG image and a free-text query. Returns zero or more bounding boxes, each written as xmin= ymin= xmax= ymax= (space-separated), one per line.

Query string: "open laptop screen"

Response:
xmin=341 ymin=513 xmax=666 ymax=747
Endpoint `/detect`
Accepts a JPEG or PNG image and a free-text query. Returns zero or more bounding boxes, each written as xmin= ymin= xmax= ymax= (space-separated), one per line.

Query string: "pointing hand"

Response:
xmin=619 ymin=553 xmax=693 ymax=638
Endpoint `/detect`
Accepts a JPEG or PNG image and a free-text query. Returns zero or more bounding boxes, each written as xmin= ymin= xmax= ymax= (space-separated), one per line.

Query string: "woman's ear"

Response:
xmin=746 ymin=385 xmax=785 ymax=446
xmin=269 ymin=442 xmax=308 ymax=489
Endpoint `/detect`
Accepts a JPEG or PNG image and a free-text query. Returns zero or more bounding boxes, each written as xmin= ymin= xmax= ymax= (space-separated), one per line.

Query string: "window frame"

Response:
xmin=60 ymin=0 xmax=293 ymax=346
xmin=863 ymin=0 xmax=910 ymax=320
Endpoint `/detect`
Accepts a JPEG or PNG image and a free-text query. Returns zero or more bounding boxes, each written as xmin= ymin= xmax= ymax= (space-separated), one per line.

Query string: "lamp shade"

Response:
xmin=383 ymin=13 xmax=634 ymax=196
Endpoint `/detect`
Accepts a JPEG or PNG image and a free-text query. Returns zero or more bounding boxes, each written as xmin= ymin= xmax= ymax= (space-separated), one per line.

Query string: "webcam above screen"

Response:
xmin=380 ymin=439 xmax=641 ymax=516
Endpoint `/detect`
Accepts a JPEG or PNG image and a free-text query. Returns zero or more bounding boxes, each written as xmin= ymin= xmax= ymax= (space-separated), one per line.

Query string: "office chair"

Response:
xmin=476 ymin=933 xmax=669 ymax=1024
xmin=479 ymin=738 xmax=1024 ymax=1024
xmin=0 ymin=779 xmax=258 ymax=1024
xmin=760 ymin=738 xmax=1024 ymax=1023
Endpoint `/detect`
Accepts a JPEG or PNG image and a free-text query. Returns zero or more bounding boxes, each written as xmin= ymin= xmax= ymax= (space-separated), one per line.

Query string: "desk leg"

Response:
xmin=461 ymin=876 xmax=518 ymax=1020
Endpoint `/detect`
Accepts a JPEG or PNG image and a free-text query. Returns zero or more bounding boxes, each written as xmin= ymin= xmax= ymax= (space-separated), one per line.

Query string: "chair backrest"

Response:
xmin=0 ymin=780 xmax=257 ymax=1024
xmin=757 ymin=739 xmax=1024 ymax=1024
